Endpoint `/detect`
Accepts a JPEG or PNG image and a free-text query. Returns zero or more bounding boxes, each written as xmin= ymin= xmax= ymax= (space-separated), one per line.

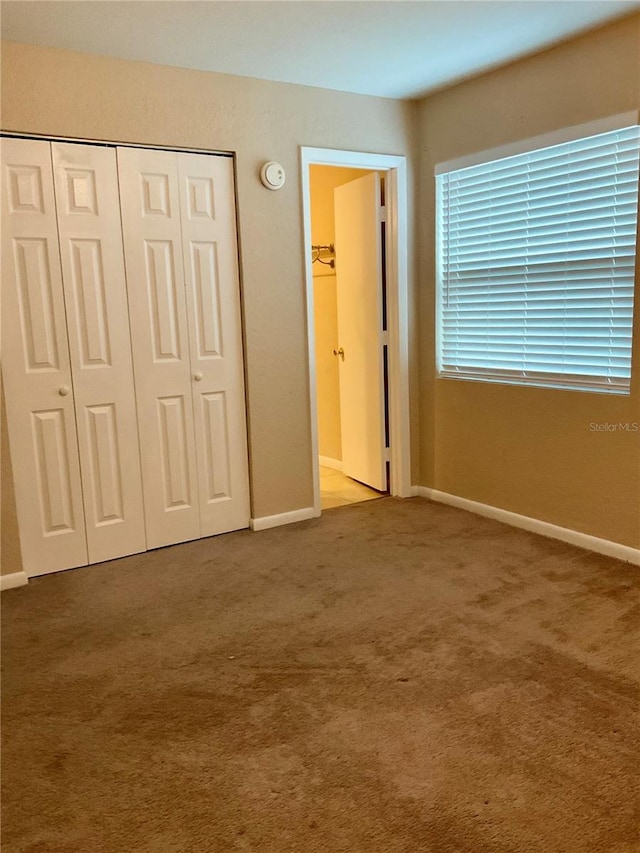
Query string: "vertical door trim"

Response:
xmin=300 ymin=147 xmax=412 ymax=516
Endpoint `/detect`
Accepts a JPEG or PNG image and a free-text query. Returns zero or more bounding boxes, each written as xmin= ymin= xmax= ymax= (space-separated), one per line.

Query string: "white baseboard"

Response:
xmin=411 ymin=486 xmax=640 ymax=566
xmin=0 ymin=571 xmax=29 ymax=591
xmin=319 ymin=456 xmax=343 ymax=472
xmin=250 ymin=506 xmax=318 ymax=532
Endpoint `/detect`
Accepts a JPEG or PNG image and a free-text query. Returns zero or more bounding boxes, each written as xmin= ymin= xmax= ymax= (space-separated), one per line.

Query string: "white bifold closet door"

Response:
xmin=117 ymin=147 xmax=250 ymax=549
xmin=2 ymin=138 xmax=88 ymax=574
xmin=51 ymin=142 xmax=146 ymax=564
xmin=1 ymin=138 xmax=146 ymax=575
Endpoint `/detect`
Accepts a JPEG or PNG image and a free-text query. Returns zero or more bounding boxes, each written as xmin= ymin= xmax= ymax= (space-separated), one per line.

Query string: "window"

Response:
xmin=436 ymin=118 xmax=640 ymax=394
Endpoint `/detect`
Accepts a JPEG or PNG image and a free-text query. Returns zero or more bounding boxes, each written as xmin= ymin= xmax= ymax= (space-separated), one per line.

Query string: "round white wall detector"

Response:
xmin=260 ymin=161 xmax=286 ymax=190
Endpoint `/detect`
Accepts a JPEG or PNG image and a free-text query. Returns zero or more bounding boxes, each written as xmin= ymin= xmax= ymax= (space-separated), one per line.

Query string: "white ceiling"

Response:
xmin=2 ymin=0 xmax=638 ymax=100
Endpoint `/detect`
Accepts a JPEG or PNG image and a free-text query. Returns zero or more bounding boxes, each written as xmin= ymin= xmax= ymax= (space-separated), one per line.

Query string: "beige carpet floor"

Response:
xmin=2 ymin=497 xmax=639 ymax=852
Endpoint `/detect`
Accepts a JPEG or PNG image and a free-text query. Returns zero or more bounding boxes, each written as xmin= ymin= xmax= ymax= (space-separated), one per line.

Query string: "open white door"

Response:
xmin=334 ymin=172 xmax=387 ymax=492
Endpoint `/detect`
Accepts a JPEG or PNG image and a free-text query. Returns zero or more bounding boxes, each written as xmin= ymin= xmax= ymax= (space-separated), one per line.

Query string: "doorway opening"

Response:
xmin=311 ymin=165 xmax=386 ymax=509
xmin=301 ymin=148 xmax=411 ymax=516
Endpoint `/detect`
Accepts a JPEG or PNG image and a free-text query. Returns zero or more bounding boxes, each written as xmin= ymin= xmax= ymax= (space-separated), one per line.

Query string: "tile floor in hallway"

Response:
xmin=319 ymin=465 xmax=384 ymax=510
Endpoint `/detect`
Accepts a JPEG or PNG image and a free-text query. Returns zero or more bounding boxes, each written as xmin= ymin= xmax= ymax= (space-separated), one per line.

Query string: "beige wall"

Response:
xmin=417 ymin=14 xmax=640 ymax=548
xmin=310 ymin=165 xmax=371 ymax=462
xmin=0 ymin=40 xmax=417 ymax=573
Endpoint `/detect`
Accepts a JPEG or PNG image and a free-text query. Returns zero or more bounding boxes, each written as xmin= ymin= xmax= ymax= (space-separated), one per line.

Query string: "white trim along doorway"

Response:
xmin=300 ymin=147 xmax=411 ymax=515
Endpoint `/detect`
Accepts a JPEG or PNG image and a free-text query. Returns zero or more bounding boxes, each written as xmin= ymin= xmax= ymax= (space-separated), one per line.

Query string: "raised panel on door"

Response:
xmin=1 ymin=137 xmax=88 ymax=576
xmin=117 ymin=147 xmax=200 ymax=549
xmin=178 ymin=153 xmax=250 ymax=536
xmin=52 ymin=142 xmax=146 ymax=564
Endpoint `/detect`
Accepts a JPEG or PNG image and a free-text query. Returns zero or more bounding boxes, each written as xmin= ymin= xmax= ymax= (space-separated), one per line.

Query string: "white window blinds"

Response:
xmin=436 ymin=124 xmax=640 ymax=394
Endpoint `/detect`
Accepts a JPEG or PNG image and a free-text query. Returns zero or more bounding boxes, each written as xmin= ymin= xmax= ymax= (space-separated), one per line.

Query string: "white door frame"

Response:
xmin=300 ymin=147 xmax=411 ymax=515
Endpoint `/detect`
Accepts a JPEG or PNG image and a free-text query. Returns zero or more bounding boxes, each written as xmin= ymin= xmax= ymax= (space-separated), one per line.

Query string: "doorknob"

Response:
xmin=58 ymin=386 xmax=70 ymax=396
xmin=193 ymin=372 xmax=203 ymax=381
xmin=333 ymin=347 xmax=345 ymax=361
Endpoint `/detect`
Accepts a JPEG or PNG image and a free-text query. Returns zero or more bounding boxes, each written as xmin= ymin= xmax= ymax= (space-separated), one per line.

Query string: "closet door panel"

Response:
xmin=1 ymin=137 xmax=88 ymax=576
xmin=52 ymin=142 xmax=146 ymax=563
xmin=117 ymin=147 xmax=200 ymax=549
xmin=178 ymin=153 xmax=250 ymax=536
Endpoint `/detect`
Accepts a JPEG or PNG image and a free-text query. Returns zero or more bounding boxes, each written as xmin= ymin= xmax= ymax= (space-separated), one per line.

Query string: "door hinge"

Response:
xmin=380 ymin=205 xmax=387 ymax=222
xmin=384 ymin=447 xmax=391 ymax=460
